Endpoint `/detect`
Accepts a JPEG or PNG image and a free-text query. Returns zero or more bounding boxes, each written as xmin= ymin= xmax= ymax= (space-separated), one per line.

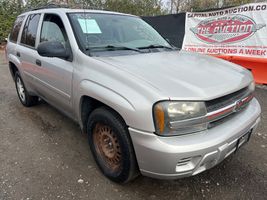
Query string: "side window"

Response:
xmin=21 ymin=14 xmax=41 ymax=47
xmin=10 ymin=16 xmax=25 ymax=42
xmin=40 ymin=14 xmax=68 ymax=45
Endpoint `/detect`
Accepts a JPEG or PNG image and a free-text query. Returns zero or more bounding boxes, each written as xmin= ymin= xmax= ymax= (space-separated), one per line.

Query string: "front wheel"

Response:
xmin=87 ymin=107 xmax=139 ymax=183
xmin=15 ymin=71 xmax=39 ymax=107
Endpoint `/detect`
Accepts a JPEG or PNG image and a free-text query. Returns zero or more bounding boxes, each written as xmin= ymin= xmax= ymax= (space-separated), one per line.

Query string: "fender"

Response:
xmin=75 ymin=79 xmax=156 ymax=132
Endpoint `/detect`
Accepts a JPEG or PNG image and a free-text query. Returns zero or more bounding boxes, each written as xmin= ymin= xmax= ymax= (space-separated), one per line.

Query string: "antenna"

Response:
xmin=82 ymin=0 xmax=91 ymax=55
xmin=82 ymin=0 xmax=88 ymax=36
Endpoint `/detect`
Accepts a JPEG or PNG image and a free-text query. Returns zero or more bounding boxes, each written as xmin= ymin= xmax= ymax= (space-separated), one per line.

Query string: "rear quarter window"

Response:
xmin=10 ymin=16 xmax=25 ymax=43
xmin=20 ymin=14 xmax=41 ymax=48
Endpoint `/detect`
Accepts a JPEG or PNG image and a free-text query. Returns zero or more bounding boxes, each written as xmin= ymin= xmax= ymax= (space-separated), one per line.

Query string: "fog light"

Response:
xmin=175 ymin=156 xmax=201 ymax=173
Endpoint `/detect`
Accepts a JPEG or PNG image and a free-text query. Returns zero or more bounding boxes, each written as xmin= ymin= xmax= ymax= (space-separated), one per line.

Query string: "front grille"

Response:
xmin=205 ymin=86 xmax=253 ymax=128
xmin=208 ymin=112 xmax=237 ymax=129
xmin=206 ymin=86 xmax=250 ymax=112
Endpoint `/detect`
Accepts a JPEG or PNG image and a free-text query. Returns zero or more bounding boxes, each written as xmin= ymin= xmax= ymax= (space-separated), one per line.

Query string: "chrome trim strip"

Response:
xmin=207 ymin=102 xmax=235 ymax=117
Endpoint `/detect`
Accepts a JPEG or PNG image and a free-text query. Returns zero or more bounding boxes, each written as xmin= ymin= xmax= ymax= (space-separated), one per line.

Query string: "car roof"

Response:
xmin=19 ymin=8 xmax=136 ymax=18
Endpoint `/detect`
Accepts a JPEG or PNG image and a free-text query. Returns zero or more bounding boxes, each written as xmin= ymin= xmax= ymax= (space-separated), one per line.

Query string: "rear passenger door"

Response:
xmin=17 ymin=13 xmax=41 ymax=92
xmin=34 ymin=13 xmax=74 ymax=116
xmin=7 ymin=15 xmax=25 ymax=66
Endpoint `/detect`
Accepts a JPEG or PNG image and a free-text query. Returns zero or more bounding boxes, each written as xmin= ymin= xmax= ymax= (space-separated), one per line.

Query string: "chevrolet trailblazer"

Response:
xmin=6 ymin=6 xmax=261 ymax=183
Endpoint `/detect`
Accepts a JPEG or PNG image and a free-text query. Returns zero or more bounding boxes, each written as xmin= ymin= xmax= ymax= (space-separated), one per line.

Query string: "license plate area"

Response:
xmin=236 ymin=129 xmax=252 ymax=151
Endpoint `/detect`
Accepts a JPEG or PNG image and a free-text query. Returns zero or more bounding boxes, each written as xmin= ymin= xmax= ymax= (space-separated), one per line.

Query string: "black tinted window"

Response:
xmin=21 ymin=14 xmax=41 ymax=47
xmin=10 ymin=16 xmax=25 ymax=42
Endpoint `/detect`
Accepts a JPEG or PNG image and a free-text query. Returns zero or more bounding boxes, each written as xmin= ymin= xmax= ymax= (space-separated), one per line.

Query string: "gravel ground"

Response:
xmin=0 ymin=51 xmax=266 ymax=200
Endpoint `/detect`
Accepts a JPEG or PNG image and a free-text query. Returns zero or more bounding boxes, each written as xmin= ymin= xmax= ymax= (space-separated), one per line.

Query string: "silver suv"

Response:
xmin=6 ymin=7 xmax=261 ymax=183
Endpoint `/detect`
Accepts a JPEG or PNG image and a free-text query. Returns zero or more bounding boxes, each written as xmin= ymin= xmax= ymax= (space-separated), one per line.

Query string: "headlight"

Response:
xmin=153 ymin=101 xmax=207 ymax=136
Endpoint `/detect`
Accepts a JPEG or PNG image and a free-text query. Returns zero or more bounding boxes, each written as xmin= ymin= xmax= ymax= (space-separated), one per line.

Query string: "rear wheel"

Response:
xmin=87 ymin=107 xmax=139 ymax=183
xmin=15 ymin=71 xmax=39 ymax=107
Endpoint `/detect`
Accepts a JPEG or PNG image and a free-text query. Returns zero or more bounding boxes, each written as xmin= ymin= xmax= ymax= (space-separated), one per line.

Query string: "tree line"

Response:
xmin=0 ymin=0 xmax=261 ymax=42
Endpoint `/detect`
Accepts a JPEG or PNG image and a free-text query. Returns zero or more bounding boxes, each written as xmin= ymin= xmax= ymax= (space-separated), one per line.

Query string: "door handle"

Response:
xmin=36 ymin=59 xmax=42 ymax=66
xmin=16 ymin=52 xmax=20 ymax=57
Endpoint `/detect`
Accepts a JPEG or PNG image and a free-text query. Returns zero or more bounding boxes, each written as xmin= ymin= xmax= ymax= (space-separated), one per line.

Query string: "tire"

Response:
xmin=87 ymin=107 xmax=139 ymax=183
xmin=15 ymin=71 xmax=39 ymax=107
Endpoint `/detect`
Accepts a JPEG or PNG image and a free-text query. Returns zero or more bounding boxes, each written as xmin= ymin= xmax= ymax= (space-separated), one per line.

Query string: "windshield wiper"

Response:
xmin=86 ymin=45 xmax=142 ymax=53
xmin=138 ymin=44 xmax=175 ymax=50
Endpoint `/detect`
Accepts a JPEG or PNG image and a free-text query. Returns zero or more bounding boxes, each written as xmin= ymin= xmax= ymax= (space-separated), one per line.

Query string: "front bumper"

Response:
xmin=129 ymin=98 xmax=261 ymax=179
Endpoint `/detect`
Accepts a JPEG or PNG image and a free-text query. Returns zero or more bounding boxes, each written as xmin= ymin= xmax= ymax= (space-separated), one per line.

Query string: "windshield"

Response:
xmin=68 ymin=13 xmax=172 ymax=56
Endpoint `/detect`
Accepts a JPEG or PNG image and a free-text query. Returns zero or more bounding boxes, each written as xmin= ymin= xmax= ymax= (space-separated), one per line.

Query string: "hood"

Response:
xmin=95 ymin=50 xmax=252 ymax=101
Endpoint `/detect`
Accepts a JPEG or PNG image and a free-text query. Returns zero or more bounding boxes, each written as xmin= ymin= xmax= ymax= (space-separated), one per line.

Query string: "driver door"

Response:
xmin=35 ymin=13 xmax=74 ymax=116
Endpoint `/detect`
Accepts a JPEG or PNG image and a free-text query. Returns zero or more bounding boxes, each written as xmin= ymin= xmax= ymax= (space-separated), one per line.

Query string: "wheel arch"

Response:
xmin=9 ymin=61 xmax=19 ymax=81
xmin=79 ymin=95 xmax=129 ymax=134
xmin=8 ymin=52 xmax=22 ymax=81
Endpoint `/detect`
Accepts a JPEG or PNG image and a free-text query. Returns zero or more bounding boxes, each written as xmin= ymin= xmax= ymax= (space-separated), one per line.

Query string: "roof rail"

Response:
xmin=24 ymin=3 xmax=69 ymax=12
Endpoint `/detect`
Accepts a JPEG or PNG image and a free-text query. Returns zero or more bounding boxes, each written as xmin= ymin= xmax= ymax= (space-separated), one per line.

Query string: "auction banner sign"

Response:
xmin=182 ymin=3 xmax=267 ymax=58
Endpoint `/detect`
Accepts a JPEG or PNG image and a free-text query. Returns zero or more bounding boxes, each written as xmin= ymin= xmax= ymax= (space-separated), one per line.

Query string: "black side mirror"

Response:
xmin=37 ymin=41 xmax=70 ymax=59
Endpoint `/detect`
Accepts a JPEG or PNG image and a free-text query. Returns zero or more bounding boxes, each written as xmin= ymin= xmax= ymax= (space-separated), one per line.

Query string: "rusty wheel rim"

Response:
xmin=93 ymin=123 xmax=122 ymax=172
